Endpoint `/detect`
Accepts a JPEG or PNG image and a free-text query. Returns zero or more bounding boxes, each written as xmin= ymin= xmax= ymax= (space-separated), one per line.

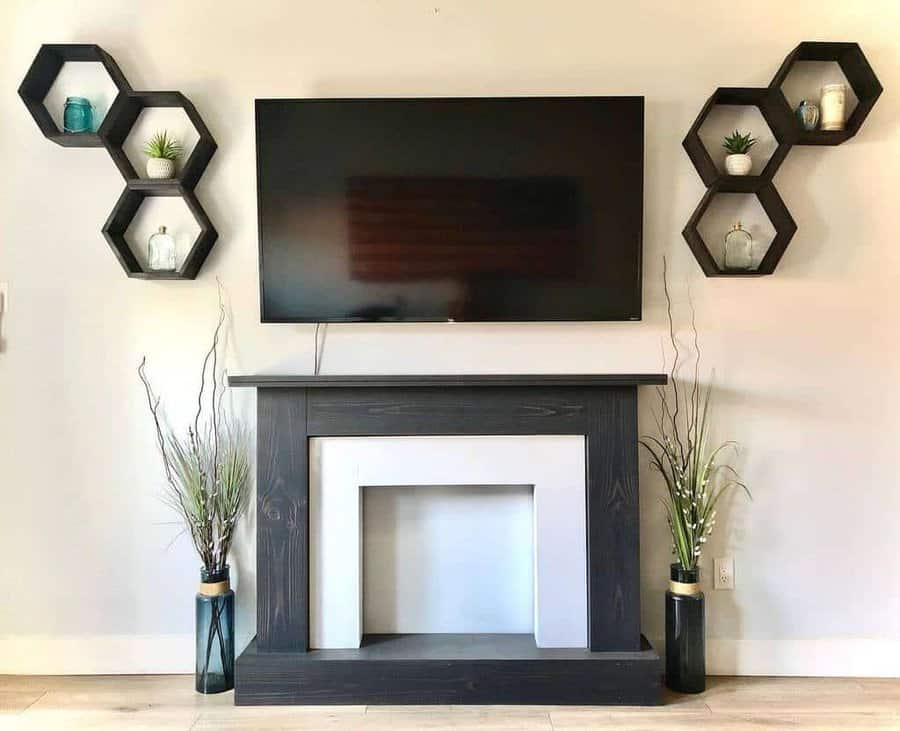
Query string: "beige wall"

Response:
xmin=1 ymin=0 xmax=898 ymax=675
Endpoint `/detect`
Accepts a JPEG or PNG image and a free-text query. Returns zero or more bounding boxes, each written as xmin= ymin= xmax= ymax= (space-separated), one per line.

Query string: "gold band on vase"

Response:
xmin=199 ymin=580 xmax=230 ymax=596
xmin=669 ymin=580 xmax=701 ymax=596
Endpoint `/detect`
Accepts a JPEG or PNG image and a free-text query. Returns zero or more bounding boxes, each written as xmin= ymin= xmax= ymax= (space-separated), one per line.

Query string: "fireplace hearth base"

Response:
xmin=230 ymin=374 xmax=667 ymax=706
xmin=236 ymin=633 xmax=661 ymax=705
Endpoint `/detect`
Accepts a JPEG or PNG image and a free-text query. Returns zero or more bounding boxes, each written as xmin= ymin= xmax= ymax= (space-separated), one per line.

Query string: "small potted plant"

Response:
xmin=722 ymin=129 xmax=756 ymax=176
xmin=143 ymin=130 xmax=183 ymax=179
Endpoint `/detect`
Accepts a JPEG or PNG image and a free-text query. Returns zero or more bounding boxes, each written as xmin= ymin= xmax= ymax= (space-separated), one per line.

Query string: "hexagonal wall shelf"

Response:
xmin=683 ymin=41 xmax=881 ymax=277
xmin=18 ymin=44 xmax=131 ymax=147
xmin=102 ymin=184 xmax=218 ymax=280
xmin=103 ymin=91 xmax=217 ymax=190
xmin=682 ymin=183 xmax=796 ymax=277
xmin=769 ymin=42 xmax=883 ymax=146
xmin=683 ymin=87 xmax=793 ymax=193
xmin=20 ymin=44 xmax=219 ymax=279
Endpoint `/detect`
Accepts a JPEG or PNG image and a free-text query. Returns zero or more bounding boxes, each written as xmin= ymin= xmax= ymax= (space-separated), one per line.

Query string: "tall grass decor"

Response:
xmin=640 ymin=263 xmax=749 ymax=571
xmin=641 ymin=261 xmax=750 ymax=693
xmin=138 ymin=291 xmax=249 ymax=693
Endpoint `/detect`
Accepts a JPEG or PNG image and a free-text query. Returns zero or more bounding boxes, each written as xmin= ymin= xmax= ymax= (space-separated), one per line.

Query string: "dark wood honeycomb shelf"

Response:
xmin=101 ymin=183 xmax=218 ymax=280
xmin=124 ymin=178 xmax=184 ymax=192
xmin=19 ymin=44 xmax=218 ymax=279
xmin=44 ymin=132 xmax=104 ymax=148
xmin=102 ymin=90 xmax=217 ymax=190
xmin=703 ymin=175 xmax=775 ymax=194
xmin=682 ymin=183 xmax=796 ymax=278
xmin=18 ymin=44 xmax=132 ymax=148
xmin=769 ymin=41 xmax=883 ymax=146
xmin=683 ymin=41 xmax=881 ymax=277
xmin=683 ymin=87 xmax=793 ymax=190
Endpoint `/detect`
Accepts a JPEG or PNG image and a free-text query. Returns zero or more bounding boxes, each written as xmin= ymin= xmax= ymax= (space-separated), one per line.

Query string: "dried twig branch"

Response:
xmin=137 ymin=287 xmax=250 ymax=575
xmin=639 ymin=259 xmax=749 ymax=570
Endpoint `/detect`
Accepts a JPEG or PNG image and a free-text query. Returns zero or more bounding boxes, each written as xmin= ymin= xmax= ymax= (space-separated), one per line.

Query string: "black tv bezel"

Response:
xmin=255 ymin=96 xmax=644 ymax=324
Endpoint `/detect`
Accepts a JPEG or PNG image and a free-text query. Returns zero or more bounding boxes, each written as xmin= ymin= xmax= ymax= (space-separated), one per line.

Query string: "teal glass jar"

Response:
xmin=63 ymin=97 xmax=93 ymax=133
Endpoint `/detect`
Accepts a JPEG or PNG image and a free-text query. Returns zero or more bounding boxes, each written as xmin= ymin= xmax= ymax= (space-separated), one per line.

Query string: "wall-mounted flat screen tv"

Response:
xmin=256 ymin=96 xmax=643 ymax=322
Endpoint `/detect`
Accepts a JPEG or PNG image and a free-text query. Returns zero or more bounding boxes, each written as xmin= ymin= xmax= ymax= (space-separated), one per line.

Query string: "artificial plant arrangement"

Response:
xmin=722 ymin=129 xmax=757 ymax=176
xmin=640 ymin=261 xmax=749 ymax=693
xmin=143 ymin=129 xmax=183 ymax=179
xmin=138 ymin=290 xmax=250 ymax=693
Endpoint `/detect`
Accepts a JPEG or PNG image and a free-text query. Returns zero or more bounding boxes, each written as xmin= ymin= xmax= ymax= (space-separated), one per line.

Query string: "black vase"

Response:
xmin=665 ymin=563 xmax=705 ymax=693
xmin=196 ymin=566 xmax=235 ymax=694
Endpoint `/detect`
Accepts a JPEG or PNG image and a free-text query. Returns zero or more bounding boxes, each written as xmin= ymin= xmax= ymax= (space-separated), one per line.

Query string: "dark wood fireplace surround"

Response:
xmin=229 ymin=374 xmax=666 ymax=705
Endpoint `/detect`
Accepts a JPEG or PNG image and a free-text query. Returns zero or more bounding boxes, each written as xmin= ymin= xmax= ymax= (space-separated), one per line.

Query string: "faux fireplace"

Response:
xmin=229 ymin=374 xmax=666 ymax=705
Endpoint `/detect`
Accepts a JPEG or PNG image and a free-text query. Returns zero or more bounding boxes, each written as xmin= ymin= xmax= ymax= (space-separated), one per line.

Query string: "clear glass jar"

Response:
xmin=148 ymin=226 xmax=176 ymax=271
xmin=724 ymin=222 xmax=754 ymax=272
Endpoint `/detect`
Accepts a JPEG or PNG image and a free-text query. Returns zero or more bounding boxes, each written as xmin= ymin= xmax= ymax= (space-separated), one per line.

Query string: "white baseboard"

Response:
xmin=0 ymin=635 xmax=194 ymax=675
xmin=4 ymin=634 xmax=899 ymax=677
xmin=653 ymin=637 xmax=900 ymax=677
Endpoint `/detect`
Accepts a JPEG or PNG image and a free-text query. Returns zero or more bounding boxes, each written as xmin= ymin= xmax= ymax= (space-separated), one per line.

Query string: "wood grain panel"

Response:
xmin=585 ymin=387 xmax=641 ymax=651
xmin=307 ymin=387 xmax=591 ymax=437
xmin=257 ymin=389 xmax=309 ymax=652
xmin=235 ymin=635 xmax=661 ymax=706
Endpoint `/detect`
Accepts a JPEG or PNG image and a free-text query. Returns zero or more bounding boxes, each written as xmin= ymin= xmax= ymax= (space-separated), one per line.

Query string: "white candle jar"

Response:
xmin=820 ymin=83 xmax=847 ymax=131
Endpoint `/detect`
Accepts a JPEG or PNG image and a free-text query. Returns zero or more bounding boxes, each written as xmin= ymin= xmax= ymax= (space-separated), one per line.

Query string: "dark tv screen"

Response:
xmin=256 ymin=96 xmax=643 ymax=322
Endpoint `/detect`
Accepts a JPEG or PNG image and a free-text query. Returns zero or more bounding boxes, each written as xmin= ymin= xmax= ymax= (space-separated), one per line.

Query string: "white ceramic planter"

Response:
xmin=146 ymin=157 xmax=176 ymax=179
xmin=724 ymin=153 xmax=752 ymax=176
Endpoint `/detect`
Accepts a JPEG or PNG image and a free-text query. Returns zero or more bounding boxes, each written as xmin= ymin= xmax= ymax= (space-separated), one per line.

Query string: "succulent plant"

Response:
xmin=143 ymin=130 xmax=183 ymax=160
xmin=722 ymin=129 xmax=757 ymax=155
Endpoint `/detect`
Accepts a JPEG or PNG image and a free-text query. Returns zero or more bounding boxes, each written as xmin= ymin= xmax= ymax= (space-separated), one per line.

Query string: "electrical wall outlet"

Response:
xmin=713 ymin=557 xmax=734 ymax=590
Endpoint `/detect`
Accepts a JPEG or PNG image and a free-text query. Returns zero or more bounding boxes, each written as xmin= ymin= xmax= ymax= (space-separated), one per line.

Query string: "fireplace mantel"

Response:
xmin=231 ymin=374 xmax=667 ymax=388
xmin=230 ymin=373 xmax=666 ymax=705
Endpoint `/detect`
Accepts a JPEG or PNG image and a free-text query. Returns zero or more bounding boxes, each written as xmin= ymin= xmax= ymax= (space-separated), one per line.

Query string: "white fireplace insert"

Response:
xmin=309 ymin=435 xmax=588 ymax=649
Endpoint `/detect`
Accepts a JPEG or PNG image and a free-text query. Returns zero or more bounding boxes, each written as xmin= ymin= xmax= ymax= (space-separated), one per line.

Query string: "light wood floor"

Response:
xmin=1 ymin=675 xmax=898 ymax=730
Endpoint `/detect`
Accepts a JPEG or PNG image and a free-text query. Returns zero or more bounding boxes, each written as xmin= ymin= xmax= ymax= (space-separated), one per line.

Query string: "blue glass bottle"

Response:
xmin=796 ymin=100 xmax=820 ymax=132
xmin=196 ymin=566 xmax=235 ymax=694
xmin=63 ymin=97 xmax=93 ymax=133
